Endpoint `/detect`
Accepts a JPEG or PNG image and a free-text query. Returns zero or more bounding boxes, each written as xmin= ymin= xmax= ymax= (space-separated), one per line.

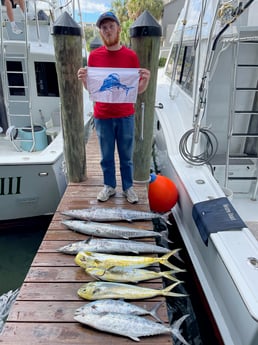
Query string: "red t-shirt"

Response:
xmin=88 ymin=46 xmax=140 ymax=119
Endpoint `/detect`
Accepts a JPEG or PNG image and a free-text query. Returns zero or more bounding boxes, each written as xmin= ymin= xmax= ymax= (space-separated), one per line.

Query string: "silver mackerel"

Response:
xmin=61 ymin=220 xmax=169 ymax=240
xmin=57 ymin=238 xmax=171 ymax=254
xmin=62 ymin=207 xmax=163 ymax=222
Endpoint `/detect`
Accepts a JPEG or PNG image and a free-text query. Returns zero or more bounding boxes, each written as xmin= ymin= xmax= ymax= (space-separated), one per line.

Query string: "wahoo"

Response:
xmin=58 ymin=238 xmax=171 ymax=255
xmin=61 ymin=220 xmax=170 ymax=241
xmin=61 ymin=207 xmax=166 ymax=222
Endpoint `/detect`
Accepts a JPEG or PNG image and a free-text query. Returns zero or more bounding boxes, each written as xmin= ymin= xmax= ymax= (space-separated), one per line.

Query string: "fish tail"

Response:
xmin=159 ymin=249 xmax=183 ymax=271
xmin=162 ymin=282 xmax=187 ymax=298
xmin=171 ymin=314 xmax=190 ymax=345
xmin=149 ymin=301 xmax=163 ymax=323
xmin=162 ymin=270 xmax=181 ymax=282
xmin=160 ymin=230 xmax=173 ymax=243
xmin=160 ymin=211 xmax=172 ymax=224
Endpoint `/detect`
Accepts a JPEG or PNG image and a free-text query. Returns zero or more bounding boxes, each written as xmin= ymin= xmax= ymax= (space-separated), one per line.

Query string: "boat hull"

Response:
xmin=0 ymin=154 xmax=66 ymax=222
xmin=154 ymin=113 xmax=258 ymax=345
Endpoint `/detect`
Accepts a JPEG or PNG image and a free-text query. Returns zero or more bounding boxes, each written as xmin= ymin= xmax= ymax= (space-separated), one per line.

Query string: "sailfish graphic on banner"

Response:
xmin=87 ymin=67 xmax=140 ymax=103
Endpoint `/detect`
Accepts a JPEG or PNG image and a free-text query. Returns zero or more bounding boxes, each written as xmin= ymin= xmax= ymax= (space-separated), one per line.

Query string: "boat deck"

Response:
xmin=0 ymin=131 xmax=173 ymax=344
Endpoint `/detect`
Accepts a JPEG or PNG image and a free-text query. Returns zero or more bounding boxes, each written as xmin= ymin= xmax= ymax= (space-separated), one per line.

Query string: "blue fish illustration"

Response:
xmin=95 ymin=73 xmax=135 ymax=96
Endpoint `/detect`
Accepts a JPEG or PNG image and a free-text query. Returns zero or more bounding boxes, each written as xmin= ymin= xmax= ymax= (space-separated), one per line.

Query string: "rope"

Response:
xmin=179 ymin=127 xmax=218 ymax=166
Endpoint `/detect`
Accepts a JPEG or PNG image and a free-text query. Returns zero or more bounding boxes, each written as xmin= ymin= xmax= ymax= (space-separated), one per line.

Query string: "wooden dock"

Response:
xmin=0 ymin=131 xmax=173 ymax=345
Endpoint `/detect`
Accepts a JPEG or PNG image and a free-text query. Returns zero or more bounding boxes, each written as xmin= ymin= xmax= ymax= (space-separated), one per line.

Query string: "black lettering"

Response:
xmin=0 ymin=176 xmax=22 ymax=195
xmin=16 ymin=176 xmax=21 ymax=194
xmin=8 ymin=177 xmax=13 ymax=195
xmin=0 ymin=177 xmax=4 ymax=195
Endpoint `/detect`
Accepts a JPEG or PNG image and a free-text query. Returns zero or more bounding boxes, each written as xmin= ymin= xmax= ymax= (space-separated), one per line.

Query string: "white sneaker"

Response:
xmin=97 ymin=185 xmax=116 ymax=202
xmin=11 ymin=23 xmax=23 ymax=35
xmin=123 ymin=187 xmax=138 ymax=204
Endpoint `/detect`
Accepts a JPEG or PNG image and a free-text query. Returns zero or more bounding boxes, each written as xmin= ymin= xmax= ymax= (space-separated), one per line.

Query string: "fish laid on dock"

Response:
xmin=85 ymin=266 xmax=180 ymax=283
xmin=74 ymin=310 xmax=190 ymax=344
xmin=61 ymin=220 xmax=170 ymax=240
xmin=75 ymin=250 xmax=183 ymax=271
xmin=58 ymin=238 xmax=171 ymax=255
xmin=62 ymin=207 xmax=165 ymax=222
xmin=74 ymin=299 xmax=164 ymax=323
xmin=77 ymin=281 xmax=185 ymax=300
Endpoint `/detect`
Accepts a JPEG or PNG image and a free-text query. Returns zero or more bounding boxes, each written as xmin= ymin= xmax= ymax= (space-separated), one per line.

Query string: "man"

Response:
xmin=2 ymin=0 xmax=25 ymax=34
xmin=78 ymin=11 xmax=150 ymax=204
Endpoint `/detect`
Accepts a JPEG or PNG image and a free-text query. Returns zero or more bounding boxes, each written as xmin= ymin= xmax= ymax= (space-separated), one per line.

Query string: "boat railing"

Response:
xmin=0 ymin=1 xmax=58 ymax=152
xmin=1 ymin=0 xmax=83 ymax=152
xmin=225 ymin=27 xmax=258 ymax=201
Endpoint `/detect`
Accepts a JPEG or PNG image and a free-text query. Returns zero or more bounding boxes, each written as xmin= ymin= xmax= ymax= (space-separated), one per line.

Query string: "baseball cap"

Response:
xmin=96 ymin=11 xmax=120 ymax=28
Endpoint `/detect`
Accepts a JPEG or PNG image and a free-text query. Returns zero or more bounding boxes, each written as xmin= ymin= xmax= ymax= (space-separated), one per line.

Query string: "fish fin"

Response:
xmin=149 ymin=301 xmax=163 ymax=323
xmin=108 ymin=266 xmax=117 ymax=271
xmin=171 ymin=314 xmax=190 ymax=345
xmin=88 ymin=268 xmax=106 ymax=277
xmin=129 ymin=335 xmax=140 ymax=341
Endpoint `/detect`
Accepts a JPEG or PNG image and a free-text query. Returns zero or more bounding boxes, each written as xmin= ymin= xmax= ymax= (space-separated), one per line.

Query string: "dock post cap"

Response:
xmin=130 ymin=10 xmax=162 ymax=37
xmin=52 ymin=11 xmax=82 ymax=36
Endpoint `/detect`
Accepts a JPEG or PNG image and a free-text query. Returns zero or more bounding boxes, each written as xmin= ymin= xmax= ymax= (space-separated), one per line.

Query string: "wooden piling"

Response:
xmin=130 ymin=10 xmax=162 ymax=182
xmin=53 ymin=12 xmax=86 ymax=182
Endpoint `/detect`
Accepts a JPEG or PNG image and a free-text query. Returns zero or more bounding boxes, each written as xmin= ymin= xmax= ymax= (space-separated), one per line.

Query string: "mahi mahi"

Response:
xmin=61 ymin=220 xmax=169 ymax=240
xmin=74 ymin=311 xmax=190 ymax=344
xmin=74 ymin=299 xmax=164 ymax=322
xmin=77 ymin=281 xmax=185 ymax=300
xmin=58 ymin=238 xmax=171 ymax=255
xmin=85 ymin=266 xmax=181 ymax=283
xmin=75 ymin=250 xmax=183 ymax=271
xmin=62 ymin=207 xmax=164 ymax=222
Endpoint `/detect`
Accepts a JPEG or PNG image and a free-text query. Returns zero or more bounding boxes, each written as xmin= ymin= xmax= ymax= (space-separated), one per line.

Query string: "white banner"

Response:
xmin=87 ymin=67 xmax=140 ymax=103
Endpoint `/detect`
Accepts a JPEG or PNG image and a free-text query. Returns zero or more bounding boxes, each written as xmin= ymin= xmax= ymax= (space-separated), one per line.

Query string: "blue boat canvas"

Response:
xmin=87 ymin=67 xmax=140 ymax=103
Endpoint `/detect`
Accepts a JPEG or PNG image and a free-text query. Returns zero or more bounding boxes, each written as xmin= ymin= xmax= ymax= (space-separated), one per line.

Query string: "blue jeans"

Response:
xmin=94 ymin=115 xmax=134 ymax=191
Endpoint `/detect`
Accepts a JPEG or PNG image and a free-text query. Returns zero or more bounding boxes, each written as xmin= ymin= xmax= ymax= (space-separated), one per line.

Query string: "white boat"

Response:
xmin=154 ymin=1 xmax=258 ymax=344
xmin=0 ymin=1 xmax=91 ymax=225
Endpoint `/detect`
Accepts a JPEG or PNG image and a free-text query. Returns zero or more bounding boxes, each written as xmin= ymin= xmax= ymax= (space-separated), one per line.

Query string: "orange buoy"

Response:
xmin=148 ymin=173 xmax=178 ymax=213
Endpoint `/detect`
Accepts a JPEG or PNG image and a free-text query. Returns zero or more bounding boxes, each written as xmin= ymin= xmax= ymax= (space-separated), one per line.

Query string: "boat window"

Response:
xmin=6 ymin=61 xmax=25 ymax=96
xmin=176 ymin=45 xmax=195 ymax=96
xmin=166 ymin=43 xmax=195 ymax=97
xmin=165 ymin=44 xmax=178 ymax=78
xmin=35 ymin=62 xmax=59 ymax=97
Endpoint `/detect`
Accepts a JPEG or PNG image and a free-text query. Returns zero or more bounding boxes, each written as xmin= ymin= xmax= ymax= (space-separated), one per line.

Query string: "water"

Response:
xmin=0 ymin=216 xmax=51 ymax=295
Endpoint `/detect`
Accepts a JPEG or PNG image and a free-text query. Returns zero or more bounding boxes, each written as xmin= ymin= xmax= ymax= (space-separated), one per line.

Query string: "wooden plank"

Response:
xmin=1 ymin=323 xmax=173 ymax=344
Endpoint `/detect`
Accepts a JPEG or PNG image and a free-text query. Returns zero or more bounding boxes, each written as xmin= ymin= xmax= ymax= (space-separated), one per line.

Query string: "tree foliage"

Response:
xmin=111 ymin=0 xmax=164 ymax=45
xmin=126 ymin=0 xmax=163 ymax=21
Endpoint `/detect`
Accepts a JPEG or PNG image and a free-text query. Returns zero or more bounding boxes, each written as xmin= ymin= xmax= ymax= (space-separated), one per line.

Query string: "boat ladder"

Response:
xmin=225 ymin=28 xmax=258 ymax=200
xmin=0 ymin=4 xmax=37 ymax=151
